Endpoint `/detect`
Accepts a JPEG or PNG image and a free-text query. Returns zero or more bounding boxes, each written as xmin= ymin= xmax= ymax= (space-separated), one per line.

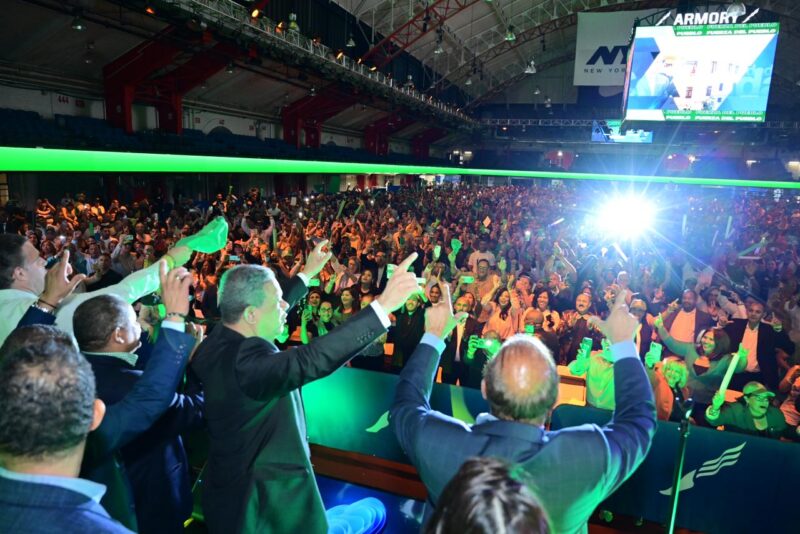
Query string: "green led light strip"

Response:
xmin=1 ymin=146 xmax=798 ymax=189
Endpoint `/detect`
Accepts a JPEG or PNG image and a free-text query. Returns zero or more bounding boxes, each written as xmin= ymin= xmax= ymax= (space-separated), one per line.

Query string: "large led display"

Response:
xmin=623 ymin=22 xmax=779 ymax=122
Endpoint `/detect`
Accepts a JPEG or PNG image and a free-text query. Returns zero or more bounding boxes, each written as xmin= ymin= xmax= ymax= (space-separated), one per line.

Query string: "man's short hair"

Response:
xmin=424 ymin=457 xmax=549 ymax=534
xmin=0 ymin=234 xmax=27 ymax=290
xmin=0 ymin=326 xmax=95 ymax=459
xmin=483 ymin=335 xmax=558 ymax=422
xmin=73 ymin=295 xmax=131 ymax=352
xmin=219 ymin=265 xmax=275 ymax=323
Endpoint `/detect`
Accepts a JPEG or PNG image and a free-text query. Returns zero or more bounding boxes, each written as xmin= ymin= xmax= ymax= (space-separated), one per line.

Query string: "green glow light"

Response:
xmin=1 ymin=146 xmax=798 ymax=189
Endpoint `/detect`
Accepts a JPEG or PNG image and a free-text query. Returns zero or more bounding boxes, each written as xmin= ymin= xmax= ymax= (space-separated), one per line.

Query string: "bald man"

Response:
xmin=391 ymin=290 xmax=656 ymax=534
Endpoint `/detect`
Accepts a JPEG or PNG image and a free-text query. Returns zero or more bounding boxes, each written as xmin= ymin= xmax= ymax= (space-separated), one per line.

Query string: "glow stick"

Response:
xmin=724 ymin=216 xmax=733 ymax=238
xmin=681 ymin=214 xmax=687 ymax=236
xmin=711 ymin=230 xmax=718 ymax=248
xmin=718 ymin=347 xmax=743 ymax=395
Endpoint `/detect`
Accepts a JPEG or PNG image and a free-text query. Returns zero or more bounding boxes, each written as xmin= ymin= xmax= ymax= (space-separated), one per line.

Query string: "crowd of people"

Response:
xmin=0 ymin=180 xmax=799 ymax=533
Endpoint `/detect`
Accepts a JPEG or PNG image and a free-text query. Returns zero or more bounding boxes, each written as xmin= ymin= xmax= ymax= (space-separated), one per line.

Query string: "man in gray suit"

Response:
xmin=391 ymin=289 xmax=656 ymax=533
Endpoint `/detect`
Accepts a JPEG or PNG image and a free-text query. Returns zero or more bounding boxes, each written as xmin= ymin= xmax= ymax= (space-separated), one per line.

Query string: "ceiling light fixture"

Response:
xmin=226 ymin=62 xmax=235 ymax=74
xmin=71 ymin=15 xmax=87 ymax=31
xmin=288 ymin=13 xmax=299 ymax=32
xmin=505 ymin=26 xmax=516 ymax=42
xmin=346 ymin=35 xmax=356 ymax=48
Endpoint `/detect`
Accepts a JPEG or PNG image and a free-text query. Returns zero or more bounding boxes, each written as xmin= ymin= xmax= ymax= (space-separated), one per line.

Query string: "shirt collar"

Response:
xmin=82 ymin=350 xmax=138 ymax=367
xmin=0 ymin=466 xmax=106 ymax=503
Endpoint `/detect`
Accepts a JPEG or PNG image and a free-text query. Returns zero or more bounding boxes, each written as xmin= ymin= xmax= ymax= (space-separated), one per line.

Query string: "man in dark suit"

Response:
xmin=0 ymin=326 xmax=131 ymax=533
xmin=391 ymin=290 xmax=656 ymax=534
xmin=190 ymin=243 xmax=421 ymax=534
xmin=73 ymin=267 xmax=201 ymax=533
xmin=661 ymin=289 xmax=714 ymax=349
xmin=441 ymin=295 xmax=484 ymax=387
xmin=724 ymin=300 xmax=793 ymax=392
xmin=360 ymin=248 xmax=389 ymax=292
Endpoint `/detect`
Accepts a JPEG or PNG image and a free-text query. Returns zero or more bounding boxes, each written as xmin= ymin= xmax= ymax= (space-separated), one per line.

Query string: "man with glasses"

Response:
xmin=706 ymin=381 xmax=788 ymax=439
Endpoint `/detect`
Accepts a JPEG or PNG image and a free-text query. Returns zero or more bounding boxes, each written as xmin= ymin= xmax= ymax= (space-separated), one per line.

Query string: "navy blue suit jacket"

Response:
xmin=15 ymin=309 xmax=194 ymax=460
xmin=81 ymin=328 xmax=200 ymax=533
xmin=0 ymin=476 xmax=131 ymax=534
xmin=390 ymin=340 xmax=656 ymax=534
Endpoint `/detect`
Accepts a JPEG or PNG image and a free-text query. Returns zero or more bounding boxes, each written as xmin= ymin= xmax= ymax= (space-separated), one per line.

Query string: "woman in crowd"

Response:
xmin=653 ymin=317 xmax=746 ymax=426
xmin=482 ymin=276 xmax=521 ymax=341
xmin=532 ymin=288 xmax=561 ymax=334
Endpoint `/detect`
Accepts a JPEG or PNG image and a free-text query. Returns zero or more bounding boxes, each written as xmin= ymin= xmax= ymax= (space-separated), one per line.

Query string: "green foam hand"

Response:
xmin=176 ymin=216 xmax=229 ymax=254
xmin=451 ymin=238 xmax=462 ymax=253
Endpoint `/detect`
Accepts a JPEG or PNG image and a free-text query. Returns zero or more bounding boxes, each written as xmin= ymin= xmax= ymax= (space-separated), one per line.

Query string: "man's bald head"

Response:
xmin=482 ymin=335 xmax=558 ymax=424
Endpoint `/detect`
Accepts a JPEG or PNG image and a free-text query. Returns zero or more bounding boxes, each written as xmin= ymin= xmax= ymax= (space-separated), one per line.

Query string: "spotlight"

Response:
xmin=524 ymin=60 xmax=536 ymax=74
xmin=226 ymin=62 xmax=235 ymax=74
xmin=505 ymin=26 xmax=516 ymax=42
xmin=145 ymin=5 xmax=156 ymax=15
xmin=71 ymin=15 xmax=87 ymax=31
xmin=346 ymin=35 xmax=356 ymax=48
xmin=276 ymin=21 xmax=285 ymax=33
xmin=533 ymin=86 xmax=541 ymax=95
xmin=434 ymin=43 xmax=444 ymax=55
xmin=465 ymin=77 xmax=472 ymax=86
xmin=251 ymin=8 xmax=261 ymax=19
xmin=596 ymin=195 xmax=656 ymax=240
xmin=369 ymin=65 xmax=378 ymax=72
xmin=288 ymin=13 xmax=299 ymax=32
xmin=336 ymin=50 xmax=345 ymax=60
xmin=727 ymin=2 xmax=746 ymax=17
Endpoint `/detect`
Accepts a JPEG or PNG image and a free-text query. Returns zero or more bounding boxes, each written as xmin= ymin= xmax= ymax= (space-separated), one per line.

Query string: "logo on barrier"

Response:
xmin=659 ymin=442 xmax=746 ymax=496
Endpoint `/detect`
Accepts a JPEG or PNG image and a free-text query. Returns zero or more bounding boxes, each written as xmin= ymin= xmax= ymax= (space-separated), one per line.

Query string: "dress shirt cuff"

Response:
xmin=420 ymin=333 xmax=447 ymax=355
xmin=296 ymin=272 xmax=310 ymax=287
xmin=161 ymin=320 xmax=185 ymax=332
xmin=610 ymin=340 xmax=638 ymax=362
xmin=369 ymin=301 xmax=392 ymax=329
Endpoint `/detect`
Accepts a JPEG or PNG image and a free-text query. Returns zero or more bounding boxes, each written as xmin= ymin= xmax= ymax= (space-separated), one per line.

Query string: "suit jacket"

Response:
xmin=81 ymin=329 xmax=198 ymax=533
xmin=663 ymin=307 xmax=714 ymax=345
xmin=0 ymin=475 xmax=131 ymax=534
xmin=190 ymin=275 xmax=389 ymax=534
xmin=390 ymin=340 xmax=656 ymax=534
xmin=724 ymin=319 xmax=793 ymax=391
xmin=440 ymin=316 xmax=483 ymax=375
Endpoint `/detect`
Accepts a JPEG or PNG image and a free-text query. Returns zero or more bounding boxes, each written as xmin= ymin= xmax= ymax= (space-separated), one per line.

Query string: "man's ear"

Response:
xmin=11 ymin=266 xmax=26 ymax=284
xmin=90 ymin=399 xmax=106 ymax=432
xmin=480 ymin=379 xmax=488 ymax=401
xmin=243 ymin=305 xmax=257 ymax=324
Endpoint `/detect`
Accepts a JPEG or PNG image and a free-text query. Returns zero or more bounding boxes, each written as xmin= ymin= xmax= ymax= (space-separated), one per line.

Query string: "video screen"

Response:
xmin=591 ymin=120 xmax=653 ymax=143
xmin=623 ymin=23 xmax=779 ymax=122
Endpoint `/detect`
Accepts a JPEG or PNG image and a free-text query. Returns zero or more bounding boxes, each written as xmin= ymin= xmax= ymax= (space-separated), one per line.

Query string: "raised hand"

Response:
xmin=589 ymin=289 xmax=638 ymax=346
xmin=302 ymin=239 xmax=333 ymax=279
xmin=159 ymin=262 xmax=193 ymax=320
xmin=376 ymin=253 xmax=422 ymax=314
xmin=425 ymin=283 xmax=468 ymax=339
xmin=40 ymin=250 xmax=86 ymax=307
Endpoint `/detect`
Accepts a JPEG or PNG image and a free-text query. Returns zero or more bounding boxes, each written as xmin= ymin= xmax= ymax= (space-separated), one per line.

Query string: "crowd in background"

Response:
xmin=2 ymin=181 xmax=800 ymax=441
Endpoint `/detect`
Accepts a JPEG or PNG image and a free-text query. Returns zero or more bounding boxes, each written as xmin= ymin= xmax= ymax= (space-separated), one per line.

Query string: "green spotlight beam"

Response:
xmin=1 ymin=146 xmax=798 ymax=189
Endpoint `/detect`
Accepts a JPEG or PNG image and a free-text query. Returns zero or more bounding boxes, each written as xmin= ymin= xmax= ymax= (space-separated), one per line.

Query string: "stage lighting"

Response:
xmin=71 ymin=15 xmax=87 ymax=31
xmin=596 ymin=196 xmax=656 ymax=240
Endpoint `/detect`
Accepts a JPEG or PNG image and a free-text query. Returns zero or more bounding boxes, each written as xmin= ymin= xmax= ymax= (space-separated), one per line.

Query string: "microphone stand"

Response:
xmin=667 ymin=398 xmax=694 ymax=534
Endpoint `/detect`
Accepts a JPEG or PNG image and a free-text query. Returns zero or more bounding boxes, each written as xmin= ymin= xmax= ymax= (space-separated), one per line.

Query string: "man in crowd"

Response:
xmin=440 ymin=295 xmax=483 ymax=387
xmin=391 ymin=289 xmax=656 ymax=533
xmin=84 ymin=253 xmax=123 ymax=290
xmin=72 ymin=268 xmax=202 ymax=534
xmin=724 ymin=300 xmax=793 ymax=392
xmin=661 ymin=289 xmax=714 ymax=345
xmin=0 ymin=328 xmax=131 ymax=533
xmin=190 ymin=244 xmax=422 ymax=534
xmin=559 ymin=292 xmax=602 ymax=364
xmin=467 ymin=238 xmax=496 ymax=271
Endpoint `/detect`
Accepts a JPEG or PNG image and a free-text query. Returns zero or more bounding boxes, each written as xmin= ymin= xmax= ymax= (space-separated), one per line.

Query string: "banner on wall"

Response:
xmin=573 ymin=10 xmax=658 ymax=86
